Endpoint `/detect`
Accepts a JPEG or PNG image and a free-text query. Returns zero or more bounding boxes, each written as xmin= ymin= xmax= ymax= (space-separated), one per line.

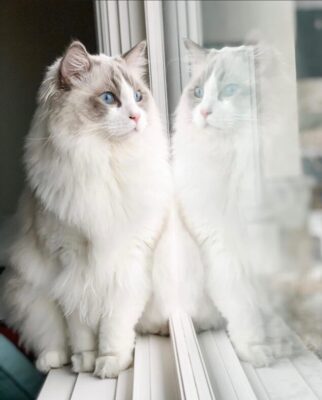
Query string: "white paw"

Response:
xmin=299 ymin=331 xmax=322 ymax=357
xmin=94 ymin=351 xmax=133 ymax=378
xmin=146 ymin=323 xmax=169 ymax=336
xmin=72 ymin=350 xmax=97 ymax=373
xmin=268 ymin=332 xmax=302 ymax=359
xmin=136 ymin=320 xmax=169 ymax=336
xmin=194 ymin=316 xmax=225 ymax=333
xmin=234 ymin=341 xmax=275 ymax=367
xmin=36 ymin=350 xmax=69 ymax=373
xmin=266 ymin=318 xmax=303 ymax=359
xmin=158 ymin=323 xmax=170 ymax=336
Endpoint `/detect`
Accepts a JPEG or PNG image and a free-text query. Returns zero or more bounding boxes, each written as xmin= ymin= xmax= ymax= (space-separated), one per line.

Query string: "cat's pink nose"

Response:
xmin=129 ymin=113 xmax=141 ymax=123
xmin=200 ymin=108 xmax=211 ymax=118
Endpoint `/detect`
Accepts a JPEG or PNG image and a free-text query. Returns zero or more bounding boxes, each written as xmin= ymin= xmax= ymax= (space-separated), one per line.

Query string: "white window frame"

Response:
xmin=143 ymin=0 xmax=169 ymax=130
xmin=93 ymin=3 xmax=214 ymax=396
xmin=94 ymin=0 xmax=145 ymax=55
xmin=94 ymin=0 xmax=202 ymax=132
xmin=94 ymin=0 xmax=169 ymax=130
xmin=163 ymin=1 xmax=202 ymax=119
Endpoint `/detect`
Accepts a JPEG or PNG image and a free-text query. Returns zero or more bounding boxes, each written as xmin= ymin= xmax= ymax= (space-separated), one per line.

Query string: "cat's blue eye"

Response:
xmin=194 ymin=86 xmax=204 ymax=98
xmin=220 ymin=83 xmax=239 ymax=98
xmin=100 ymin=92 xmax=116 ymax=105
xmin=134 ymin=90 xmax=143 ymax=102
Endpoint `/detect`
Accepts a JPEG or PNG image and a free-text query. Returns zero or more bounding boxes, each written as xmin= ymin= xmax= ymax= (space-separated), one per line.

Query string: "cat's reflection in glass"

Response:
xmin=169 ymin=39 xmax=301 ymax=365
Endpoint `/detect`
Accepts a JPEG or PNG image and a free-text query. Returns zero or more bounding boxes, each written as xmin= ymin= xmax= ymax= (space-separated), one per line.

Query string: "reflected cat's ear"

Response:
xmin=183 ymin=38 xmax=209 ymax=75
xmin=60 ymin=41 xmax=91 ymax=87
xmin=122 ymin=41 xmax=147 ymax=79
xmin=184 ymin=39 xmax=207 ymax=59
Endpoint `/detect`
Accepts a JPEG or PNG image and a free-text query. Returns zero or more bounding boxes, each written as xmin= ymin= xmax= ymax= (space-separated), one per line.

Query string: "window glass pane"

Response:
xmin=170 ymin=0 xmax=322 ymax=354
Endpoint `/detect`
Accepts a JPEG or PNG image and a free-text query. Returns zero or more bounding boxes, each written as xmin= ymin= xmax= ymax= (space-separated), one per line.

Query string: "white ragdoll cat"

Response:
xmin=0 ymin=41 xmax=171 ymax=378
xmin=139 ymin=40 xmax=295 ymax=366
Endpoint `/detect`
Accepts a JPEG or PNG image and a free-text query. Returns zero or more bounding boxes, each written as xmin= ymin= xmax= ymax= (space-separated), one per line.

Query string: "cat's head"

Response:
xmin=181 ymin=39 xmax=253 ymax=132
xmin=39 ymin=40 xmax=151 ymax=140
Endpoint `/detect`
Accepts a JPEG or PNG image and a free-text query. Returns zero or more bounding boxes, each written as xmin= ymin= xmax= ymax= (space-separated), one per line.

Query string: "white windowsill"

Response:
xmin=37 ymin=313 xmax=322 ymax=400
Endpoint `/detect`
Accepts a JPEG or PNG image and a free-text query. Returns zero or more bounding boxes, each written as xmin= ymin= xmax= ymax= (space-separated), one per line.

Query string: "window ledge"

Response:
xmin=37 ymin=313 xmax=322 ymax=400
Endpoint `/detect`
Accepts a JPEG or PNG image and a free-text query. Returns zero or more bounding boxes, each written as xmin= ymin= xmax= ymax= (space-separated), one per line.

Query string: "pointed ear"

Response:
xmin=121 ymin=40 xmax=147 ymax=77
xmin=60 ymin=41 xmax=91 ymax=87
xmin=183 ymin=38 xmax=209 ymax=76
xmin=184 ymin=38 xmax=208 ymax=62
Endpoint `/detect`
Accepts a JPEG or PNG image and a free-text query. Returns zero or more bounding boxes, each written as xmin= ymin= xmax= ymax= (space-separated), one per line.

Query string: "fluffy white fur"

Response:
xmin=140 ymin=40 xmax=296 ymax=366
xmin=0 ymin=41 xmax=171 ymax=377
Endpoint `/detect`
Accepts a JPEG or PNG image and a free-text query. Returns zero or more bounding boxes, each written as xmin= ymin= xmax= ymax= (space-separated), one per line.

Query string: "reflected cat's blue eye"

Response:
xmin=194 ymin=86 xmax=204 ymax=98
xmin=221 ymin=83 xmax=239 ymax=98
xmin=134 ymin=90 xmax=143 ymax=102
xmin=100 ymin=92 xmax=115 ymax=105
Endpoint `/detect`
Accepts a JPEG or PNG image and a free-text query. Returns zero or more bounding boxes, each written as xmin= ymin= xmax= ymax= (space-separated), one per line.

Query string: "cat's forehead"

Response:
xmin=216 ymin=48 xmax=249 ymax=72
xmin=198 ymin=46 xmax=249 ymax=84
xmin=89 ymin=54 xmax=138 ymax=92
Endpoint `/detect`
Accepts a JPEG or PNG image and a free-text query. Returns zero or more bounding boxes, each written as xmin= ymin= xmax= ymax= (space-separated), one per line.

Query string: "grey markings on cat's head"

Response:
xmin=182 ymin=39 xmax=253 ymax=132
xmin=39 ymin=40 xmax=152 ymax=139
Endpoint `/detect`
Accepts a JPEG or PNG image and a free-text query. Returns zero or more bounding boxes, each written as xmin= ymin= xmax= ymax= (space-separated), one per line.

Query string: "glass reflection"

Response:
xmin=174 ymin=0 xmax=322 ymax=360
xmin=172 ymin=37 xmax=304 ymax=365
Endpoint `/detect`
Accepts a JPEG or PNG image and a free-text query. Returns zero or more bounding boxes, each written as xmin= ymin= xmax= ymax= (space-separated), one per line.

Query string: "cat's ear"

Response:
xmin=184 ymin=38 xmax=209 ymax=75
xmin=184 ymin=39 xmax=208 ymax=60
xmin=121 ymin=41 xmax=147 ymax=78
xmin=59 ymin=41 xmax=91 ymax=87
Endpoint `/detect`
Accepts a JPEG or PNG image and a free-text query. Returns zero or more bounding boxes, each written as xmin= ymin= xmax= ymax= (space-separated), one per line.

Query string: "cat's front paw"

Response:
xmin=72 ymin=350 xmax=97 ymax=373
xmin=234 ymin=340 xmax=275 ymax=367
xmin=136 ymin=320 xmax=169 ymax=336
xmin=266 ymin=317 xmax=303 ymax=359
xmin=36 ymin=350 xmax=69 ymax=373
xmin=302 ymin=332 xmax=322 ymax=357
xmin=94 ymin=351 xmax=133 ymax=378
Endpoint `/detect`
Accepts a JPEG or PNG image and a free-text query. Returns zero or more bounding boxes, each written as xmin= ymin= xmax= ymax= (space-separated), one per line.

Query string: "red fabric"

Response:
xmin=0 ymin=323 xmax=20 ymax=345
xmin=0 ymin=322 xmax=34 ymax=360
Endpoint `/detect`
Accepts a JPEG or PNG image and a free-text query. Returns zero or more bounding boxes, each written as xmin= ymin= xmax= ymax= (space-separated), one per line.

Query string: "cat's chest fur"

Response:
xmin=27 ymin=132 xmax=168 ymax=243
xmin=22 ymin=129 xmax=170 ymax=325
xmin=174 ymin=128 xmax=249 ymax=238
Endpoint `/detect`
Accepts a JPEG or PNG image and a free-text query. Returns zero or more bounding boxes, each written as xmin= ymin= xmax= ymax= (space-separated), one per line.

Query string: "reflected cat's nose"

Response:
xmin=129 ymin=113 xmax=141 ymax=123
xmin=200 ymin=108 xmax=212 ymax=118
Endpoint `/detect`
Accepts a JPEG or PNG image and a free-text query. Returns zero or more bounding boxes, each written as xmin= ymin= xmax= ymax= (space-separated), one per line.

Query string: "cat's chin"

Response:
xmin=207 ymin=125 xmax=225 ymax=132
xmin=192 ymin=117 xmax=223 ymax=132
xmin=193 ymin=120 xmax=225 ymax=132
xmin=109 ymin=127 xmax=140 ymax=141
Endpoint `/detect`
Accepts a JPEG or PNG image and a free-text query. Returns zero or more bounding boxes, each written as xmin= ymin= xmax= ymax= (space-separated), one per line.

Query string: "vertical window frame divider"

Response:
xmin=162 ymin=0 xmax=203 ymax=123
xmin=93 ymin=2 xmax=219 ymax=398
xmin=143 ymin=0 xmax=169 ymax=132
